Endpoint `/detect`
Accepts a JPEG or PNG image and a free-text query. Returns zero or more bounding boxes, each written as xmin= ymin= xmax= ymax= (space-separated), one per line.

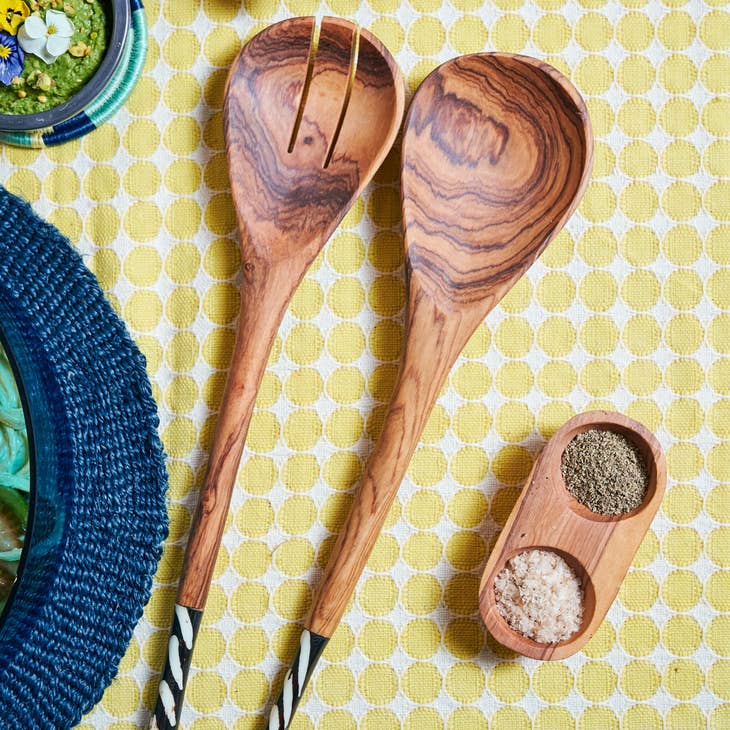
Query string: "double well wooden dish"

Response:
xmin=479 ymin=410 xmax=666 ymax=660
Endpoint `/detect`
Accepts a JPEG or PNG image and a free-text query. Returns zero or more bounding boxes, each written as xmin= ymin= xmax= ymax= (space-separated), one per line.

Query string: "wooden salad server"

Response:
xmin=272 ymin=53 xmax=593 ymax=728
xmin=150 ymin=16 xmax=403 ymax=729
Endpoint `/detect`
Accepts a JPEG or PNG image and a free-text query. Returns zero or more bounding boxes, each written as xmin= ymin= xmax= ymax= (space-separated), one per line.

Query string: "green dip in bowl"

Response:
xmin=0 ymin=0 xmax=109 ymax=115
xmin=0 ymin=0 xmax=128 ymax=135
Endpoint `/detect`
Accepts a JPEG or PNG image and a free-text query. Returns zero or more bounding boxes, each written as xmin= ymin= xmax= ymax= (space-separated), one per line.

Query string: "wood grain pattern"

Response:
xmin=479 ymin=411 xmax=666 ymax=660
xmin=307 ymin=53 xmax=593 ymax=638
xmin=155 ymin=16 xmax=403 ymax=730
xmin=402 ymin=54 xmax=592 ymax=311
xmin=175 ymin=17 xmax=403 ymax=611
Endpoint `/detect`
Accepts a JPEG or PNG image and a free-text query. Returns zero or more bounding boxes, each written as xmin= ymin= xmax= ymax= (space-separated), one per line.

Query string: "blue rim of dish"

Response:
xmin=0 ymin=0 xmax=146 ymax=147
xmin=0 ymin=0 xmax=129 ymax=133
xmin=0 ymin=187 xmax=167 ymax=727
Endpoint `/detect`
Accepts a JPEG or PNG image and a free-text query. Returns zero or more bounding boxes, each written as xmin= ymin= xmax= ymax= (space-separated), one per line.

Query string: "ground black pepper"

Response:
xmin=561 ymin=429 xmax=649 ymax=515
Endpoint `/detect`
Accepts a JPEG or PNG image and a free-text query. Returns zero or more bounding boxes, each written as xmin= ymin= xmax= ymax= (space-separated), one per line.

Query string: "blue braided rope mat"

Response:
xmin=0 ymin=1 xmax=147 ymax=148
xmin=0 ymin=187 xmax=168 ymax=729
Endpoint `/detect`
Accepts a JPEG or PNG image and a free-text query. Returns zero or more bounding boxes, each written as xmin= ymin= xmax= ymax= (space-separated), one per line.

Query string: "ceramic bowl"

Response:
xmin=0 ymin=305 xmax=59 ymax=631
xmin=0 ymin=0 xmax=129 ymax=133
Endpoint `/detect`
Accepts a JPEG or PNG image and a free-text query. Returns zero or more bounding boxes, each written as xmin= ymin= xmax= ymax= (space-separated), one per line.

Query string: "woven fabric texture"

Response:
xmin=1 ymin=0 xmax=729 ymax=728
xmin=0 ymin=188 xmax=168 ymax=729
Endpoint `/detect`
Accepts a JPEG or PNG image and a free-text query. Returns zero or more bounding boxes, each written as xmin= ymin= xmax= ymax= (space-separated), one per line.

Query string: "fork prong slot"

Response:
xmin=322 ymin=26 xmax=403 ymax=173
xmin=289 ymin=17 xmax=356 ymax=167
xmin=225 ymin=16 xmax=315 ymax=160
xmin=288 ymin=19 xmax=319 ymax=154
xmin=323 ymin=26 xmax=359 ymax=169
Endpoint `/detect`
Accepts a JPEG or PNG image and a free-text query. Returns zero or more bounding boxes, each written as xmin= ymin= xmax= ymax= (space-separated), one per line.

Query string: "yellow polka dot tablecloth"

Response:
xmin=2 ymin=0 xmax=729 ymax=727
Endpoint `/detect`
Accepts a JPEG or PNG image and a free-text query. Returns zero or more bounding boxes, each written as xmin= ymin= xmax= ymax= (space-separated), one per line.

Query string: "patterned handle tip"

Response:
xmin=269 ymin=629 xmax=329 ymax=729
xmin=150 ymin=604 xmax=203 ymax=729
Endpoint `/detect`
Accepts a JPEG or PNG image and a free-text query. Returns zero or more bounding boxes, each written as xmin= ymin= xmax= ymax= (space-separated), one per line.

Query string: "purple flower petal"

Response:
xmin=0 ymin=30 xmax=24 ymax=86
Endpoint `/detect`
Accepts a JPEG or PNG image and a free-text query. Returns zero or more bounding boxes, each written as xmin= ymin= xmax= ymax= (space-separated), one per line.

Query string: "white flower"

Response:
xmin=18 ymin=9 xmax=74 ymax=64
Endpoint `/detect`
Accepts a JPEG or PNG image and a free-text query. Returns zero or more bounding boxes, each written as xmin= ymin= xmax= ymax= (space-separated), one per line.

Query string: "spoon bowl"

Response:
xmin=225 ymin=16 xmax=402 ymax=266
xmin=402 ymin=53 xmax=592 ymax=316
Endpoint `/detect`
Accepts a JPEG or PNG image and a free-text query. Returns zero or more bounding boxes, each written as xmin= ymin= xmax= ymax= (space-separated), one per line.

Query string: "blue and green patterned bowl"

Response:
xmin=0 ymin=0 xmax=146 ymax=147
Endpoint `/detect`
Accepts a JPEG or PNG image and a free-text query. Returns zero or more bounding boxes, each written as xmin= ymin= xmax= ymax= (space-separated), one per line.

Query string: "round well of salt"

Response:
xmin=493 ymin=548 xmax=586 ymax=644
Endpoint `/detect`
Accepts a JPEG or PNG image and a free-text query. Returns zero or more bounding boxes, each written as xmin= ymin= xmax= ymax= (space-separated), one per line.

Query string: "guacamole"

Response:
xmin=0 ymin=0 xmax=108 ymax=116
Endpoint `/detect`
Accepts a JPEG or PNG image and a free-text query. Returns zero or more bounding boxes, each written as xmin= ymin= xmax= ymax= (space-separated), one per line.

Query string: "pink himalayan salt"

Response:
xmin=494 ymin=548 xmax=584 ymax=643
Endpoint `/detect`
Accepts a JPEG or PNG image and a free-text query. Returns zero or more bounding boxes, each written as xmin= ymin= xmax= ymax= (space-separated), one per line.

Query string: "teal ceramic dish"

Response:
xmin=0 ymin=340 xmax=31 ymax=620
xmin=0 ymin=301 xmax=57 ymax=632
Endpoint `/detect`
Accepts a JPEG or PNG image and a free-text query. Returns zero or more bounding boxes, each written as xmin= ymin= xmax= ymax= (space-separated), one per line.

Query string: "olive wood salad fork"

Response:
xmin=150 ymin=17 xmax=403 ymax=729
xmin=271 ymin=53 xmax=593 ymax=729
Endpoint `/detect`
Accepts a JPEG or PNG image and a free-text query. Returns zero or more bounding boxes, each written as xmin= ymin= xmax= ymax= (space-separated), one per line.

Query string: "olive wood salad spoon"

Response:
xmin=272 ymin=53 xmax=593 ymax=729
xmin=150 ymin=16 xmax=403 ymax=729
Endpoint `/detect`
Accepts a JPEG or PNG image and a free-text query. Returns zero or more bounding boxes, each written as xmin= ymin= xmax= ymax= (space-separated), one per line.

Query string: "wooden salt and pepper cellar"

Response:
xmin=480 ymin=410 xmax=666 ymax=660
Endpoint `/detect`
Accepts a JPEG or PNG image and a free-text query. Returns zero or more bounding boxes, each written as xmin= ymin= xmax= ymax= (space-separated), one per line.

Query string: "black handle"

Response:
xmin=269 ymin=629 xmax=329 ymax=729
xmin=150 ymin=604 xmax=203 ymax=729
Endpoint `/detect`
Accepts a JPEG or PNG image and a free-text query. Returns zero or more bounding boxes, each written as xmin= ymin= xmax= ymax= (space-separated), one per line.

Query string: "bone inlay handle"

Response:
xmin=152 ymin=266 xmax=297 ymax=729
xmin=270 ymin=284 xmax=477 ymax=729
xmin=150 ymin=605 xmax=202 ymax=730
xmin=268 ymin=629 xmax=329 ymax=729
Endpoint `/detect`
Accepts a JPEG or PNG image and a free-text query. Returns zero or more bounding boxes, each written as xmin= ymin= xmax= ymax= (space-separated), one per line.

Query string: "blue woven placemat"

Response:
xmin=0 ymin=187 xmax=168 ymax=729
